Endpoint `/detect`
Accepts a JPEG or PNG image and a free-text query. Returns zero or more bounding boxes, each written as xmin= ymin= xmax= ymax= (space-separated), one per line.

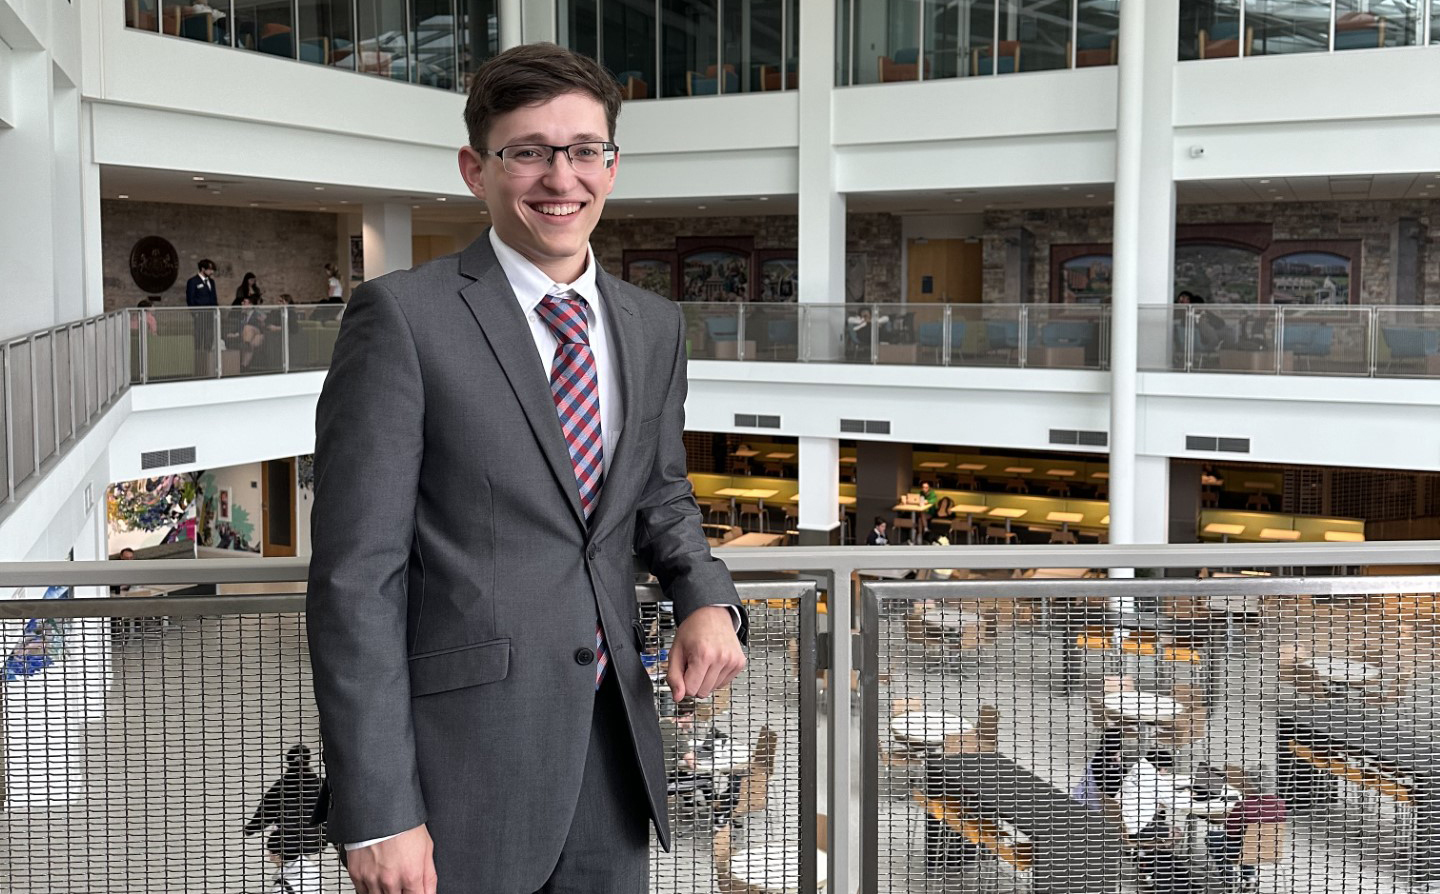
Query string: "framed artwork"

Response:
xmin=217 ymin=487 xmax=232 ymax=523
xmin=756 ymin=251 xmax=798 ymax=302
xmin=846 ymin=252 xmax=868 ymax=303
xmin=1261 ymin=241 xmax=1361 ymax=305
xmin=622 ymin=250 xmax=678 ymax=298
xmin=676 ymin=237 xmax=754 ymax=303
xmin=1050 ymin=244 xmax=1113 ymax=303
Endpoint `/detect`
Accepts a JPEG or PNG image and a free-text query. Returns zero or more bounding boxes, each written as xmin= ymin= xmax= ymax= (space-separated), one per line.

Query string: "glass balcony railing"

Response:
xmin=1180 ymin=0 xmax=1434 ymax=60
xmin=1 ymin=313 xmax=128 ymax=510
xmin=123 ymin=0 xmax=499 ymax=93
xmin=837 ymin=0 xmax=1120 ymax=87
xmin=130 ymin=304 xmax=345 ymax=383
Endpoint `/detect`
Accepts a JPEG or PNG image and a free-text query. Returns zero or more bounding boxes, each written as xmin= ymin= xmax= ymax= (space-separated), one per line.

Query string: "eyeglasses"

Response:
xmin=483 ymin=141 xmax=619 ymax=176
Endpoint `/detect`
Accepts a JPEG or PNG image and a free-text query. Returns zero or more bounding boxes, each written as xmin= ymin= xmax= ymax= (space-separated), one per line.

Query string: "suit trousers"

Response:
xmin=533 ymin=672 xmax=650 ymax=893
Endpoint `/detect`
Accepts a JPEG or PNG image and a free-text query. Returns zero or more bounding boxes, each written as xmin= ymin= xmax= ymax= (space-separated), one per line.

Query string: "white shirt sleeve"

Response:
xmin=346 ymin=832 xmax=400 ymax=851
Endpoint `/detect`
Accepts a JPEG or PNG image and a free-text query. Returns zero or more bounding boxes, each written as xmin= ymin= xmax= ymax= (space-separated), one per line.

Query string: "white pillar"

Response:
xmin=1109 ymin=0 xmax=1177 ymax=554
xmin=796 ymin=436 xmax=840 ymax=544
xmin=499 ymin=0 xmax=523 ymax=49
xmin=1131 ymin=454 xmax=1170 ymax=545
xmin=361 ymin=203 xmax=413 ymax=281
xmin=797 ymin=0 xmax=845 ymax=363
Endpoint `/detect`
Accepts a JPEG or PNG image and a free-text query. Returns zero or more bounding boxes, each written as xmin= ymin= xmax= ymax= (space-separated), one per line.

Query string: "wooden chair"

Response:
xmin=738 ymin=502 xmax=765 ymax=532
xmin=984 ymin=524 xmax=1017 ymax=545
xmin=1049 ymin=529 xmax=1078 ymax=545
xmin=972 ymin=40 xmax=1021 ymax=76
xmin=878 ymin=47 xmax=928 ymax=82
xmin=1198 ymin=23 xmax=1254 ymax=58
xmin=1240 ymin=820 xmax=1288 ymax=888
xmin=1069 ymin=35 xmax=1117 ymax=67
xmin=975 ymin=704 xmax=1000 ymax=754
xmin=615 ymin=70 xmax=649 ymax=100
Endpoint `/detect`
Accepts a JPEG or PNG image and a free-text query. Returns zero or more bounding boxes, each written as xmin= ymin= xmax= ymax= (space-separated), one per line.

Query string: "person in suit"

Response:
xmin=307 ymin=43 xmax=747 ymax=894
xmin=866 ymin=516 xmax=890 ymax=545
xmin=185 ymin=259 xmax=219 ymax=374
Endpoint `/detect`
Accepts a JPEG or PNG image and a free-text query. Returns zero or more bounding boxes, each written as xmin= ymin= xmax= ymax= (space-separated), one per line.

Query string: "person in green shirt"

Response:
xmin=918 ymin=481 xmax=939 ymax=539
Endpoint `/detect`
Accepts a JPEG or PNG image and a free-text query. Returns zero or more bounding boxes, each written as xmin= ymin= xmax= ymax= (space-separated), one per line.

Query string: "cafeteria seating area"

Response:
xmin=866 ymin=583 xmax=1440 ymax=893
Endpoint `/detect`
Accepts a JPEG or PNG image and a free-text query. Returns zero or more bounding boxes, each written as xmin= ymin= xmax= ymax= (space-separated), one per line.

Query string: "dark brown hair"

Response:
xmin=463 ymin=43 xmax=623 ymax=151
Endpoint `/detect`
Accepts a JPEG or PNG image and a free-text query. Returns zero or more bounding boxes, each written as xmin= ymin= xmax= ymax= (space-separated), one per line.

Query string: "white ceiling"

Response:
xmin=102 ymin=166 xmax=1440 ymax=222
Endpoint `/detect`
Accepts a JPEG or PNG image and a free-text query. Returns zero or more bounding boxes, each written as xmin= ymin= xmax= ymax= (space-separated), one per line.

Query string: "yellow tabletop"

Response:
xmin=951 ymin=503 xmax=989 ymax=514
xmin=715 ymin=487 xmax=748 ymax=497
xmin=1047 ymin=511 xmax=1085 ymax=524
xmin=919 ymin=461 xmax=948 ymax=469
xmin=988 ymin=507 xmax=1028 ymax=519
xmin=765 ymin=451 xmax=795 ymax=460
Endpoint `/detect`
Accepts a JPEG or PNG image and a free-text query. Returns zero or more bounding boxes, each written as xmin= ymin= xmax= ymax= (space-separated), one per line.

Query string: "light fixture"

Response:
xmin=626 ymin=213 xmax=634 ymax=218
xmin=1003 ymin=466 xmax=1033 ymax=474
xmin=318 ymin=206 xmax=327 ymax=211
xmin=1259 ymin=179 xmax=1270 ymax=184
xmin=117 ymin=194 xmax=129 ymax=199
xmin=1061 ymin=186 xmax=1071 ymax=191
xmin=248 ymin=202 xmax=258 ymax=207
xmin=697 ymin=205 xmax=707 ymax=210
xmin=1259 ymin=528 xmax=1300 ymax=541
xmin=1045 ymin=469 xmax=1076 ymax=477
xmin=1324 ymin=531 xmax=1365 ymax=542
xmin=953 ymin=198 xmax=964 ymax=203
xmin=1085 ymin=193 xmax=1096 ymax=199
xmin=412 ymin=204 xmax=420 ymax=209
xmin=758 ymin=196 xmax=769 ymax=202
xmin=314 ymin=186 xmax=325 ymax=191
xmin=955 ymin=463 xmax=986 ymax=471
xmin=192 ymin=176 xmax=205 ymax=181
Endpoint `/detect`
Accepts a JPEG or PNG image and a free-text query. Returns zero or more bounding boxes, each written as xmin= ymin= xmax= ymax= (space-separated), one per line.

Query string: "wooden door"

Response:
xmin=261 ymin=458 xmax=297 ymax=557
xmin=907 ymin=238 xmax=983 ymax=303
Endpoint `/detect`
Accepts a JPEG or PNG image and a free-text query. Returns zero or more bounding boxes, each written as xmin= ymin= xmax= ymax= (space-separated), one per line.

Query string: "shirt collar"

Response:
xmin=489 ymin=229 xmax=601 ymax=315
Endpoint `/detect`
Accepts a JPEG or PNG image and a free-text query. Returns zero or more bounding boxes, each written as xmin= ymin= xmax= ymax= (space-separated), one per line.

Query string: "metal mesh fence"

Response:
xmin=863 ymin=575 xmax=1440 ymax=894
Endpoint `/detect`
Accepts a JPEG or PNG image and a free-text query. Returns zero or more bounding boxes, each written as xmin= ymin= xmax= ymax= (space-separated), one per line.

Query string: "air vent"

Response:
xmin=1186 ymin=435 xmax=1250 ymax=454
xmin=140 ymin=447 xmax=198 ymax=470
xmin=840 ymin=419 xmax=890 ymax=435
xmin=733 ymin=414 xmax=780 ymax=430
xmin=1051 ymin=429 xmax=1108 ymax=447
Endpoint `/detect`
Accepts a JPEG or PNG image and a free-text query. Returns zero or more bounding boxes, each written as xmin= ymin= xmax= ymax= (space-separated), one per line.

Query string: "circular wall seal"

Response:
xmin=129 ymin=236 xmax=180 ymax=294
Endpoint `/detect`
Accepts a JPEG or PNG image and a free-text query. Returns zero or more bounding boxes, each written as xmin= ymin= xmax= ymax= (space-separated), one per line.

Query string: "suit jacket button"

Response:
xmin=587 ymin=544 xmax=599 ymax=560
xmin=575 ymin=648 xmax=595 ymax=666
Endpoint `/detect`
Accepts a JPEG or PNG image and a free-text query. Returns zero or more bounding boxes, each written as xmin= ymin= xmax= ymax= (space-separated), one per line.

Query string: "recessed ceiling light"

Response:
xmin=192 ymin=176 xmax=205 ymax=181
xmin=412 ymin=205 xmax=420 ymax=209
xmin=479 ymin=210 xmax=488 ymax=214
xmin=626 ymin=213 xmax=634 ymax=217
xmin=1259 ymin=179 xmax=1270 ymax=184
xmin=318 ymin=206 xmax=328 ymax=211
xmin=1061 ymin=186 xmax=1071 ymax=191
xmin=249 ymin=203 xmax=258 ymax=207
xmin=697 ymin=205 xmax=707 ymax=210
xmin=758 ymin=196 xmax=769 ymax=202
xmin=643 ymin=199 xmax=654 ymax=204
xmin=339 ymin=200 xmax=349 ymax=204
xmin=117 ymin=194 xmax=129 ymax=199
xmin=436 ymin=197 xmax=447 ymax=202
xmin=953 ymin=198 xmax=964 ymax=203
xmin=314 ymin=186 xmax=325 ymax=191
xmin=1085 ymin=193 xmax=1096 ymax=198
xmin=1426 ymin=184 xmax=1435 ymax=189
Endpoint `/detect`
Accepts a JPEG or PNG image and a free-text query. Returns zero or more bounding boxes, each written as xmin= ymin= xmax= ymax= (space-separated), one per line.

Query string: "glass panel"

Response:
xmin=127 ymin=0 xmax=162 ymax=31
xmin=409 ymin=0 xmax=457 ymax=88
xmin=789 ymin=0 xmax=800 ymax=85
xmin=55 ymin=326 xmax=73 ymax=443
xmin=1027 ymin=304 xmax=1107 ymax=368
xmin=287 ymin=304 xmax=346 ymax=371
xmin=0 ymin=352 xmax=7 ymax=503
xmin=876 ymin=303 xmax=946 ymax=366
xmin=225 ymin=303 xmax=285 ymax=376
xmin=1376 ymin=306 xmax=1440 ymax=377
xmin=836 ymin=0 xmax=852 ymax=85
xmin=723 ymin=0 xmax=785 ymax=93
xmin=941 ymin=0 xmax=997 ymax=77
xmin=663 ymin=0 xmax=721 ymax=97
xmin=1434 ymin=0 xmax=1440 ymax=43
xmin=603 ymin=0 xmax=657 ymax=100
xmin=1245 ymin=0 xmax=1331 ymax=56
xmin=11 ymin=340 xmax=35 ymax=486
xmin=298 ymin=0 xmax=355 ymax=69
xmin=459 ymin=0 xmax=499 ymax=91
xmin=161 ymin=0 xmax=230 ymax=43
xmin=145 ymin=308 xmax=214 ymax=382
xmin=1203 ymin=304 xmax=1281 ymax=373
xmin=560 ymin=0 xmax=598 ymax=59
xmin=683 ymin=303 xmax=744 ymax=361
xmin=234 ymin=0 xmax=296 ymax=57
xmin=1075 ymin=0 xmax=1119 ymax=67
xmin=1281 ymin=305 xmax=1369 ymax=376
xmin=356 ymin=0 xmax=409 ymax=81
xmin=1137 ymin=304 xmax=1184 ymax=371
xmin=866 ymin=0 xmax=922 ymax=84
xmin=1335 ymin=0 xmax=1418 ymax=49
xmin=83 ymin=322 xmax=98 ymax=420
xmin=1010 ymin=0 xmax=1071 ymax=73
xmin=742 ymin=303 xmax=801 ymax=361
xmin=1180 ymin=0 xmax=1241 ymax=60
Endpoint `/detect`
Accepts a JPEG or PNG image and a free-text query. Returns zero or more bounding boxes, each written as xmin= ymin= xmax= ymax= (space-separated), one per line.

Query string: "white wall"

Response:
xmin=206 ymin=461 xmax=264 ymax=551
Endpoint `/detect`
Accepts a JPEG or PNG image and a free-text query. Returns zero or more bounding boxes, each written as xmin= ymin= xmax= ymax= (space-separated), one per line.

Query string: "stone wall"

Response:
xmin=982 ymin=200 xmax=1438 ymax=304
xmin=590 ymin=212 xmax=903 ymax=303
xmin=101 ymin=201 xmax=340 ymax=311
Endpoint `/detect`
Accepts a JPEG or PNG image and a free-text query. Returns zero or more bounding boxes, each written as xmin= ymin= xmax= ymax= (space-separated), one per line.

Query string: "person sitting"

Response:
xmin=1117 ymin=750 xmax=1189 ymax=892
xmin=866 ymin=516 xmax=890 ymax=546
xmin=1178 ymin=291 xmax=1227 ymax=354
xmin=1072 ymin=727 xmax=1132 ymax=810
xmin=1212 ymin=770 xmax=1286 ymax=890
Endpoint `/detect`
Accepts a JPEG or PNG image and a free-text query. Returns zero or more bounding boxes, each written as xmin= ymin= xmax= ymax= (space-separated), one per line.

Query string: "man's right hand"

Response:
xmin=346 ymin=824 xmax=437 ymax=894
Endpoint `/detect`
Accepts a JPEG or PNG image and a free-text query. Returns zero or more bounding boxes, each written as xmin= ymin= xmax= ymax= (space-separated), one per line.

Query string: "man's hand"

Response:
xmin=346 ymin=824 xmax=437 ymax=894
xmin=667 ymin=605 xmax=745 ymax=702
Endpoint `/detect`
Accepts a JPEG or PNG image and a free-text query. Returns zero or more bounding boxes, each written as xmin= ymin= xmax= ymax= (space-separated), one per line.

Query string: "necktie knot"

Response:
xmin=536 ymin=291 xmax=591 ymax=346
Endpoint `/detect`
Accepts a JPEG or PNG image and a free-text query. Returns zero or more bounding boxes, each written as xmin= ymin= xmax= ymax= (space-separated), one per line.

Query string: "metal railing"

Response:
xmin=3 ymin=541 xmax=1440 ymax=892
xmin=130 ymin=304 xmax=345 ymax=385
xmin=2 ymin=312 xmax=128 ymax=510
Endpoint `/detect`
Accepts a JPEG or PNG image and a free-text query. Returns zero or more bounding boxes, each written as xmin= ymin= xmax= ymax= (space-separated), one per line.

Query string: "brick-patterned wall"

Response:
xmin=590 ymin=212 xmax=903 ymax=303
xmin=982 ymin=200 xmax=1437 ymax=304
xmin=102 ymin=201 xmax=339 ymax=311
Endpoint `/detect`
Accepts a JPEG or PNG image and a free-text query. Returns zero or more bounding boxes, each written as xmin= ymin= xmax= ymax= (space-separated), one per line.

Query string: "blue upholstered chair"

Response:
xmin=973 ymin=41 xmax=1021 ymax=75
xmin=1198 ymin=21 xmax=1253 ymax=58
xmin=878 ymin=48 xmax=928 ymax=81
xmin=917 ymin=321 xmax=967 ymax=361
xmin=1381 ymin=327 xmax=1440 ymax=373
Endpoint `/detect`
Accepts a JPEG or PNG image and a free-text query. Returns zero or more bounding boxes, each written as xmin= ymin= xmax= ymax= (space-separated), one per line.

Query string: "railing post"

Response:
xmin=1368 ymin=305 xmax=1378 ymax=378
xmin=3 ymin=344 xmax=14 ymax=503
xmin=215 ymin=307 xmax=223 ymax=379
xmin=28 ymin=336 xmax=40 ymax=470
xmin=940 ymin=304 xmax=952 ymax=366
xmin=51 ymin=327 xmax=61 ymax=454
xmin=798 ymin=304 xmax=809 ymax=362
xmin=1185 ymin=306 xmax=1195 ymax=372
xmin=735 ymin=303 xmax=746 ymax=363
xmin=1274 ymin=305 xmax=1285 ymax=375
xmin=869 ymin=303 xmax=879 ymax=364
xmin=281 ymin=305 xmax=291 ymax=374
xmin=1018 ymin=304 xmax=1030 ymax=368
xmin=139 ymin=311 xmax=150 ymax=385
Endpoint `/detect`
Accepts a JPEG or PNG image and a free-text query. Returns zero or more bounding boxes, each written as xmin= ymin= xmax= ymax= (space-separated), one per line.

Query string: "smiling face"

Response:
xmin=459 ymin=92 xmax=617 ymax=283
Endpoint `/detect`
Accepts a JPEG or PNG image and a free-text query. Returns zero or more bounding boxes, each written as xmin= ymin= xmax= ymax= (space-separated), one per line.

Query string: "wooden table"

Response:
xmin=1102 ymin=691 xmax=1184 ymax=723
xmin=691 ymin=740 xmax=752 ymax=775
xmin=729 ymin=844 xmax=827 ymax=892
xmin=919 ymin=461 xmax=949 ymax=469
xmin=890 ymin=711 xmax=972 ymax=746
xmin=765 ymin=451 xmax=795 ymax=460
xmin=987 ymin=506 xmax=1028 ymax=534
xmin=725 ymin=532 xmax=784 ymax=547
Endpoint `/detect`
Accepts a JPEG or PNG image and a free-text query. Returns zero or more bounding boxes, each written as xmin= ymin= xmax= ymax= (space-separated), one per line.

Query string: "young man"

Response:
xmin=185 ymin=259 xmax=220 ymax=375
xmin=306 ymin=44 xmax=746 ymax=894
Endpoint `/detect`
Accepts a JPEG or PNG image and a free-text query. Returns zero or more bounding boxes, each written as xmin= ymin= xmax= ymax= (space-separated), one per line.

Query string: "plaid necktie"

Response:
xmin=535 ymin=289 xmax=608 ymax=687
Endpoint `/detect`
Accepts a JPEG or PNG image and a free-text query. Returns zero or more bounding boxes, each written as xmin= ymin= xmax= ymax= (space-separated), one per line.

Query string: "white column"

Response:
xmin=797 ymin=0 xmax=845 ymax=363
xmin=1131 ymin=454 xmax=1170 ymax=545
xmin=499 ymin=0 xmax=523 ymax=49
xmin=361 ymin=203 xmax=413 ymax=282
xmin=797 ymin=436 xmax=840 ymax=543
xmin=78 ymin=99 xmax=105 ymax=317
xmin=1109 ymin=0 xmax=1177 ymax=554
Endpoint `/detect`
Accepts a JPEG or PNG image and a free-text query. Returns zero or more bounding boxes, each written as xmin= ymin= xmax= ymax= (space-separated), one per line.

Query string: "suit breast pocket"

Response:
xmin=408 ymin=637 xmax=510 ymax=697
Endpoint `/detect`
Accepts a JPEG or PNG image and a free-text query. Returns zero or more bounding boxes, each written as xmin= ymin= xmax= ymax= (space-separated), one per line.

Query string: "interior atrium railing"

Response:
xmin=2 ymin=541 xmax=1439 ymax=893
xmin=1 ymin=313 xmax=128 ymax=510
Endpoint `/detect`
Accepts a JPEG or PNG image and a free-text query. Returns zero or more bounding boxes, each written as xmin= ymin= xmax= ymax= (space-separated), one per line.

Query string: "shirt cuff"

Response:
xmin=346 ymin=833 xmax=400 ymax=851
xmin=723 ymin=604 xmax=742 ymax=631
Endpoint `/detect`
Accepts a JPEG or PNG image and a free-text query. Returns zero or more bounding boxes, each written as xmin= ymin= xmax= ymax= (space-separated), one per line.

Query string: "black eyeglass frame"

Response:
xmin=480 ymin=141 xmax=621 ymax=174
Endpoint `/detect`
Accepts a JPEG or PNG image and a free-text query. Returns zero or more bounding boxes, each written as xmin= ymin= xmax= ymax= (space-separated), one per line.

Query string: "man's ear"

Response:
xmin=458 ymin=146 xmax=487 ymax=202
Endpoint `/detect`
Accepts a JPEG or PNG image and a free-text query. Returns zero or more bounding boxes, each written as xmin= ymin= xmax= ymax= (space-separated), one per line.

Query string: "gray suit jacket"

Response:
xmin=306 ymin=233 xmax=743 ymax=892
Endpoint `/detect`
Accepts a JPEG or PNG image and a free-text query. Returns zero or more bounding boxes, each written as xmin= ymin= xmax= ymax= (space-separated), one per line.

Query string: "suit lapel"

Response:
xmin=587 ymin=271 xmax=642 ymax=542
xmin=458 ymin=237 xmax=587 ymax=531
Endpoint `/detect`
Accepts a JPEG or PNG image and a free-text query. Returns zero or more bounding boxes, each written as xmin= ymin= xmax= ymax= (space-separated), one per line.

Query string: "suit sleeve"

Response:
xmin=306 ymin=279 xmax=428 ymax=843
xmin=185 ymin=277 xmax=199 ymax=307
xmin=632 ymin=308 xmax=745 ymax=635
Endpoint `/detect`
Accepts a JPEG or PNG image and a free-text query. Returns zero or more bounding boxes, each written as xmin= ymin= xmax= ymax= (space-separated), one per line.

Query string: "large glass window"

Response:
xmin=1075 ymin=0 xmax=1119 ymax=67
xmin=1179 ymin=0 xmax=1241 ymax=60
xmin=410 ymin=0 xmax=457 ymax=88
xmin=1334 ymin=0 xmax=1419 ymax=50
xmin=561 ymin=0 xmax=600 ymax=60
xmin=1434 ymin=0 xmax=1440 ymax=43
xmin=162 ymin=0 xmax=230 ymax=43
xmin=1244 ymin=0 xmax=1330 ymax=55
xmin=298 ymin=0 xmax=354 ymax=68
xmin=1011 ymin=0 xmax=1071 ymax=72
xmin=722 ymin=0 xmax=787 ymax=93
xmin=234 ymin=0 xmax=296 ymax=57
xmin=604 ymin=0 xmax=657 ymax=99
xmin=356 ymin=0 xmax=409 ymax=80
xmin=459 ymin=0 xmax=500 ymax=90
xmin=662 ymin=0 xmax=720 ymax=96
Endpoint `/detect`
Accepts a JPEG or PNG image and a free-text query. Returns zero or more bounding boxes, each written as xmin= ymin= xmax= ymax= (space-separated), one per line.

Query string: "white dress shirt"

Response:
xmin=1116 ymin=758 xmax=1176 ymax=836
